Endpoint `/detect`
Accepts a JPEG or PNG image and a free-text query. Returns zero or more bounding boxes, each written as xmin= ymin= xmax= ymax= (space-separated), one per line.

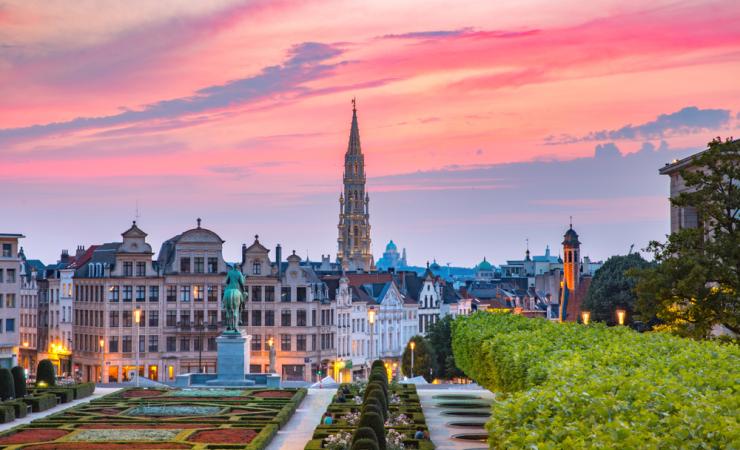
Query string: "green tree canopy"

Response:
xmin=401 ymin=335 xmax=436 ymax=381
xmin=582 ymin=253 xmax=652 ymax=324
xmin=633 ymin=137 xmax=739 ymax=338
xmin=425 ymin=315 xmax=465 ymax=379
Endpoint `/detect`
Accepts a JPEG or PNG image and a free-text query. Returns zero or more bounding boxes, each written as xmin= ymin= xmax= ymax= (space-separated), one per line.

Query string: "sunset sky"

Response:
xmin=2 ymin=0 xmax=739 ymax=266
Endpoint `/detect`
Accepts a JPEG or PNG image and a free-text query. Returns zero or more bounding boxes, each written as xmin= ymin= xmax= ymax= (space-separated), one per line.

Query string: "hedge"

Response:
xmin=0 ymin=368 xmax=15 ymax=400
xmin=71 ymin=382 xmax=95 ymax=399
xmin=36 ymin=359 xmax=56 ymax=386
xmin=2 ymin=399 xmax=29 ymax=418
xmin=11 ymin=366 xmax=26 ymax=398
xmin=0 ymin=404 xmax=14 ymax=423
xmin=23 ymin=393 xmax=57 ymax=412
xmin=452 ymin=312 xmax=740 ymax=448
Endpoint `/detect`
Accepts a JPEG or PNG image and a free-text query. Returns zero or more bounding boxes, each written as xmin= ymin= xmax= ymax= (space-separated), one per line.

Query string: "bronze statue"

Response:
xmin=222 ymin=264 xmax=245 ymax=332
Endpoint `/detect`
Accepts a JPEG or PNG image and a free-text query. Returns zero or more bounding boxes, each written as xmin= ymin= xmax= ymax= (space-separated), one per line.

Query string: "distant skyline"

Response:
xmin=2 ymin=0 xmax=739 ymax=266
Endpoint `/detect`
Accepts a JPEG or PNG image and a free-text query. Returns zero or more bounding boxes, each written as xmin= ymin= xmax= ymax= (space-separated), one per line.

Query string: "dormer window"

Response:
xmin=180 ymin=257 xmax=191 ymax=273
xmin=253 ymin=261 xmax=261 ymax=275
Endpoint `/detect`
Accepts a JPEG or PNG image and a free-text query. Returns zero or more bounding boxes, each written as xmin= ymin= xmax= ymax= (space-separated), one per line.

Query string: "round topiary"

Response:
xmin=362 ymin=402 xmax=385 ymax=423
xmin=369 ymin=371 xmax=387 ymax=388
xmin=10 ymin=366 xmax=26 ymax=398
xmin=352 ymin=426 xmax=378 ymax=445
xmin=363 ymin=397 xmax=387 ymax=421
xmin=364 ymin=381 xmax=387 ymax=402
xmin=366 ymin=389 xmax=388 ymax=417
xmin=371 ymin=359 xmax=385 ymax=370
xmin=351 ymin=438 xmax=380 ymax=450
xmin=358 ymin=411 xmax=386 ymax=450
xmin=36 ymin=359 xmax=56 ymax=386
xmin=0 ymin=368 xmax=15 ymax=400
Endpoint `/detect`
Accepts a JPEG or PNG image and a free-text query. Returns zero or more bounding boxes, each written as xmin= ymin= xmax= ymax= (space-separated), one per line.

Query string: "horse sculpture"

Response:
xmin=222 ymin=265 xmax=245 ymax=331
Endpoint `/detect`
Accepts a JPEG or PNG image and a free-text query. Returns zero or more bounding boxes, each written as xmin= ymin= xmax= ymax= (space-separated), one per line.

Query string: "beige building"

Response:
xmin=18 ymin=249 xmax=44 ymax=372
xmin=0 ymin=234 xmax=23 ymax=369
xmin=659 ymin=153 xmax=701 ymax=233
xmin=240 ymin=236 xmax=336 ymax=382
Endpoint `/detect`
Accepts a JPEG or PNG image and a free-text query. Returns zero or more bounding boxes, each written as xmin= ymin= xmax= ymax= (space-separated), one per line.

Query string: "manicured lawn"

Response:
xmin=0 ymin=387 xmax=306 ymax=450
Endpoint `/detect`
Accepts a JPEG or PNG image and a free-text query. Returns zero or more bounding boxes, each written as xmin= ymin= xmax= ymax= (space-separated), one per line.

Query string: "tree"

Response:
xmin=37 ymin=359 xmax=56 ymax=386
xmin=11 ymin=366 xmax=26 ymax=398
xmin=425 ymin=315 xmax=465 ymax=379
xmin=633 ymin=137 xmax=739 ymax=338
xmin=401 ymin=335 xmax=436 ymax=381
xmin=582 ymin=253 xmax=652 ymax=324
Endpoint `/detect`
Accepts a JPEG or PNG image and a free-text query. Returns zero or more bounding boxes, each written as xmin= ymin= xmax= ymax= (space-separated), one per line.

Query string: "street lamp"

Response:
xmin=581 ymin=311 xmax=591 ymax=325
xmin=99 ymin=339 xmax=105 ymax=383
xmin=409 ymin=340 xmax=416 ymax=378
xmin=134 ymin=307 xmax=141 ymax=387
xmin=367 ymin=308 xmax=376 ymax=365
xmin=616 ymin=309 xmax=626 ymax=326
xmin=267 ymin=337 xmax=275 ymax=374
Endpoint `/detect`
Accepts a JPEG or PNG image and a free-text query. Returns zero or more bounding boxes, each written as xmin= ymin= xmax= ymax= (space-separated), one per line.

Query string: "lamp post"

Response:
xmin=134 ymin=307 xmax=141 ymax=387
xmin=367 ymin=308 xmax=376 ymax=366
xmin=616 ymin=309 xmax=626 ymax=326
xmin=267 ymin=337 xmax=275 ymax=374
xmin=196 ymin=320 xmax=204 ymax=373
xmin=410 ymin=340 xmax=416 ymax=378
xmin=99 ymin=339 xmax=105 ymax=383
xmin=581 ymin=311 xmax=591 ymax=325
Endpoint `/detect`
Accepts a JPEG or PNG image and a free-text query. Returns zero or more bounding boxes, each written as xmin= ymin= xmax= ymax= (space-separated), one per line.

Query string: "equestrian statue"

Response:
xmin=222 ymin=264 xmax=245 ymax=332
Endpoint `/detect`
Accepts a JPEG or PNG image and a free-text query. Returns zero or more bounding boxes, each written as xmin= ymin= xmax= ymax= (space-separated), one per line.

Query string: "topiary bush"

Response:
xmin=0 ymin=368 xmax=15 ymax=400
xmin=36 ymin=359 xmax=56 ymax=386
xmin=352 ymin=426 xmax=378 ymax=444
xmin=365 ymin=389 xmax=387 ymax=417
xmin=362 ymin=397 xmax=387 ymax=421
xmin=357 ymin=411 xmax=386 ymax=450
xmin=351 ymin=438 xmax=379 ymax=450
xmin=11 ymin=366 xmax=26 ymax=398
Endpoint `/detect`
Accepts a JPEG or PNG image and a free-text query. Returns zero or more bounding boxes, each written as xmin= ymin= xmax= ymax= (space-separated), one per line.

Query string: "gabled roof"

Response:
xmin=245 ymin=235 xmax=270 ymax=253
xmin=122 ymin=221 xmax=147 ymax=238
xmin=68 ymin=245 xmax=98 ymax=269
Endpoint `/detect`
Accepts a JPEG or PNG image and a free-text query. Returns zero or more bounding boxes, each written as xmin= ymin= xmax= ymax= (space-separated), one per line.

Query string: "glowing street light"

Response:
xmin=99 ymin=338 xmax=105 ymax=383
xmin=616 ymin=309 xmax=626 ymax=326
xmin=409 ymin=340 xmax=416 ymax=378
xmin=134 ymin=307 xmax=141 ymax=386
xmin=367 ymin=307 xmax=376 ymax=363
xmin=581 ymin=311 xmax=591 ymax=325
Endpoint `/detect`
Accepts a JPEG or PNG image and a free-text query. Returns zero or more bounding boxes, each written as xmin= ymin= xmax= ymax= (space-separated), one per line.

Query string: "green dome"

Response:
xmin=478 ymin=257 xmax=493 ymax=271
xmin=385 ymin=240 xmax=397 ymax=251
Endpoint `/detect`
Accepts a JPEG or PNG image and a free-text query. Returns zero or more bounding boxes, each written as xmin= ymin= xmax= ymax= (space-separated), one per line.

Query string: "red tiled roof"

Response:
xmin=68 ymin=245 xmax=98 ymax=269
xmin=345 ymin=273 xmax=393 ymax=286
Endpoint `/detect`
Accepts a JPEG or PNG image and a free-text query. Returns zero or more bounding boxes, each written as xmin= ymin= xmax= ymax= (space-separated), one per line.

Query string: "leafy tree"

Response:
xmin=401 ymin=335 xmax=436 ymax=381
xmin=633 ymin=137 xmax=739 ymax=338
xmin=11 ymin=366 xmax=26 ymax=398
xmin=425 ymin=315 xmax=465 ymax=379
xmin=37 ymin=359 xmax=56 ymax=386
xmin=582 ymin=253 xmax=652 ymax=324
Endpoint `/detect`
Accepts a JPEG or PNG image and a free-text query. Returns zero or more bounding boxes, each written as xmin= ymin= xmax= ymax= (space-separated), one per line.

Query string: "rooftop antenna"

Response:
xmin=351 ymin=97 xmax=356 ymax=111
xmin=628 ymin=244 xmax=635 ymax=255
xmin=135 ymin=200 xmax=141 ymax=222
xmin=569 ymin=216 xmax=573 ymax=229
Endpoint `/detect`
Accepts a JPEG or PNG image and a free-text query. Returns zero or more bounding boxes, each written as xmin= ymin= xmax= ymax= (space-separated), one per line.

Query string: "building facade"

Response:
xmin=18 ymin=249 xmax=44 ymax=372
xmin=0 ymin=234 xmax=23 ymax=368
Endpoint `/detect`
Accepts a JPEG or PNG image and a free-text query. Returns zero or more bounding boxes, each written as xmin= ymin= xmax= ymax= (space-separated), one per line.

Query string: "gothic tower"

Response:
xmin=562 ymin=220 xmax=581 ymax=292
xmin=337 ymin=99 xmax=375 ymax=271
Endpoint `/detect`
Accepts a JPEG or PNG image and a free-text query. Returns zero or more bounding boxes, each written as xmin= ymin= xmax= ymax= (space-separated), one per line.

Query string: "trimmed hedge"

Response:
xmin=0 ymin=368 xmax=15 ymax=400
xmin=0 ymin=403 xmax=14 ymax=423
xmin=23 ymin=393 xmax=57 ymax=412
xmin=71 ymin=382 xmax=95 ymax=399
xmin=36 ymin=359 xmax=56 ymax=386
xmin=352 ymin=438 xmax=380 ymax=450
xmin=11 ymin=366 xmax=27 ymax=398
xmin=3 ymin=399 xmax=29 ymax=418
xmin=452 ymin=312 xmax=740 ymax=448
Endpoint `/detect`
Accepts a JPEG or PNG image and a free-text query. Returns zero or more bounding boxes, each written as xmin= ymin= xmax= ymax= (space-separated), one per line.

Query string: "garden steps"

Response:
xmin=266 ymin=388 xmax=336 ymax=450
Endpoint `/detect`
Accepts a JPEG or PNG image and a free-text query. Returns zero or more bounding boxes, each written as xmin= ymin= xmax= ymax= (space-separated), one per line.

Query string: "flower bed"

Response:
xmin=0 ymin=387 xmax=306 ymax=450
xmin=452 ymin=312 xmax=740 ymax=448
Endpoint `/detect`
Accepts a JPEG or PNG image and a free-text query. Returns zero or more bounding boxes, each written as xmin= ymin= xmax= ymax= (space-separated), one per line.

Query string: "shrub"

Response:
xmin=362 ymin=397 xmax=387 ymax=421
xmin=352 ymin=426 xmax=378 ymax=444
xmin=71 ymin=382 xmax=95 ymax=399
xmin=11 ymin=366 xmax=26 ymax=398
xmin=365 ymin=389 xmax=387 ymax=416
xmin=363 ymin=381 xmax=387 ymax=405
xmin=351 ymin=438 xmax=379 ymax=450
xmin=36 ymin=359 xmax=56 ymax=386
xmin=358 ymin=411 xmax=385 ymax=450
xmin=23 ymin=394 xmax=57 ymax=412
xmin=0 ymin=369 xmax=15 ymax=400
xmin=3 ymin=400 xmax=28 ymax=418
xmin=0 ymin=404 xmax=14 ymax=423
xmin=452 ymin=312 xmax=740 ymax=448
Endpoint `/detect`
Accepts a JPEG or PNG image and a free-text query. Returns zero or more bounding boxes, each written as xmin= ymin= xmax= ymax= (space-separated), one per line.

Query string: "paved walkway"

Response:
xmin=417 ymin=388 xmax=493 ymax=450
xmin=0 ymin=387 xmax=121 ymax=433
xmin=267 ymin=387 xmax=336 ymax=450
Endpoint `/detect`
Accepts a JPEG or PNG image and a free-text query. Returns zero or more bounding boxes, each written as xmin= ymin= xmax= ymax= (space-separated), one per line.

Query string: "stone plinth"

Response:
xmin=205 ymin=330 xmax=253 ymax=386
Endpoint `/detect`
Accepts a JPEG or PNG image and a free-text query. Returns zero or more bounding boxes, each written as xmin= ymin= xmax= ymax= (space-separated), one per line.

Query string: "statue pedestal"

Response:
xmin=206 ymin=330 xmax=253 ymax=386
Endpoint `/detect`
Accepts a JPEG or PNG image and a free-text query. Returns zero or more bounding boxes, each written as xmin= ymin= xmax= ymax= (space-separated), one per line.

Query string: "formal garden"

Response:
xmin=305 ymin=360 xmax=434 ymax=450
xmin=452 ymin=312 xmax=740 ymax=448
xmin=0 ymin=386 xmax=306 ymax=449
xmin=0 ymin=359 xmax=96 ymax=425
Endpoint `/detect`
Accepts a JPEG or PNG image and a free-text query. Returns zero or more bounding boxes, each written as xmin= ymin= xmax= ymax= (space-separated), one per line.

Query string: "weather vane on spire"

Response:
xmin=351 ymin=97 xmax=356 ymax=111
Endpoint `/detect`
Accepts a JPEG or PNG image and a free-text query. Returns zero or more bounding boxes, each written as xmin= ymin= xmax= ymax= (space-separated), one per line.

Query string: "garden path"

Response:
xmin=417 ymin=387 xmax=493 ymax=450
xmin=0 ymin=387 xmax=121 ymax=433
xmin=267 ymin=387 xmax=336 ymax=450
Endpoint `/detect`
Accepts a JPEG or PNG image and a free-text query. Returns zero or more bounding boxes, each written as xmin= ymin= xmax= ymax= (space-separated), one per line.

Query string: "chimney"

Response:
xmin=75 ymin=245 xmax=86 ymax=259
xmin=241 ymin=243 xmax=247 ymax=267
xmin=60 ymin=249 xmax=70 ymax=264
xmin=276 ymin=244 xmax=282 ymax=278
